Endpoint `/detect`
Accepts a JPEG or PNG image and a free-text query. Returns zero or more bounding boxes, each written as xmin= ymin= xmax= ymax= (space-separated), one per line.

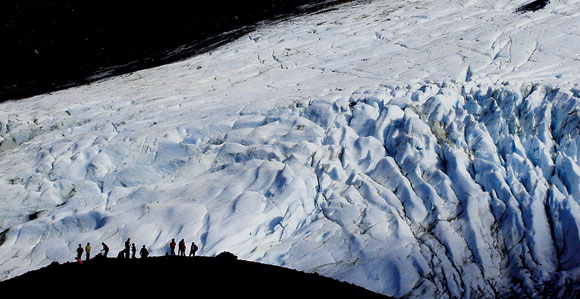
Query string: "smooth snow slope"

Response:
xmin=1 ymin=0 xmax=580 ymax=297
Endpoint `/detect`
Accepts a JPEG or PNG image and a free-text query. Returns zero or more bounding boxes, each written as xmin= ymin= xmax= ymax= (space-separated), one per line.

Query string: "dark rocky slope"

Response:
xmin=0 ymin=0 xmax=348 ymax=101
xmin=0 ymin=252 xmax=389 ymax=297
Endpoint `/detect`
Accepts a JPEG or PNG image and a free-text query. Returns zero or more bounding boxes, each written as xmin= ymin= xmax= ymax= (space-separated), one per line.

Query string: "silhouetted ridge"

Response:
xmin=0 ymin=254 xmax=389 ymax=297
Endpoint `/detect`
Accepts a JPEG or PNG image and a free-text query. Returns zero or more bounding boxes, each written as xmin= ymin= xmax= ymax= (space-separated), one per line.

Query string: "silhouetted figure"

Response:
xmin=169 ymin=239 xmax=176 ymax=256
xmin=85 ymin=243 xmax=92 ymax=261
xmin=101 ymin=243 xmax=109 ymax=257
xmin=189 ymin=242 xmax=198 ymax=257
xmin=76 ymin=244 xmax=84 ymax=261
xmin=117 ymin=250 xmax=125 ymax=259
xmin=125 ymin=238 xmax=131 ymax=259
xmin=178 ymin=239 xmax=186 ymax=256
xmin=131 ymin=243 xmax=137 ymax=259
xmin=140 ymin=245 xmax=149 ymax=258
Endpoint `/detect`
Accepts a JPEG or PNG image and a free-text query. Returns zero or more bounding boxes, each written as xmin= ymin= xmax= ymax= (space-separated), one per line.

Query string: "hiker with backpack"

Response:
xmin=76 ymin=244 xmax=84 ymax=261
xmin=169 ymin=239 xmax=176 ymax=256
xmin=189 ymin=242 xmax=198 ymax=257
xmin=140 ymin=245 xmax=149 ymax=258
xmin=101 ymin=243 xmax=109 ymax=257
xmin=178 ymin=239 xmax=186 ymax=256
xmin=85 ymin=243 xmax=92 ymax=261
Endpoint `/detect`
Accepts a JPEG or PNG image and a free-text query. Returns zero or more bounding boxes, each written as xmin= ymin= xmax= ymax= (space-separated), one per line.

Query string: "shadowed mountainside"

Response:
xmin=0 ymin=0 xmax=349 ymax=101
xmin=0 ymin=252 xmax=389 ymax=297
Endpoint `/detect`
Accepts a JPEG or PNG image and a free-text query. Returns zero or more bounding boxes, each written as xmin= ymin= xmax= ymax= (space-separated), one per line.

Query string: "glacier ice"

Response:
xmin=2 ymin=82 xmax=580 ymax=297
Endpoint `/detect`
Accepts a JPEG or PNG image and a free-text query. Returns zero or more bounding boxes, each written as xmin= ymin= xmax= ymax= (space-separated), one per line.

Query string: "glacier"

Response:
xmin=1 ymin=0 xmax=580 ymax=297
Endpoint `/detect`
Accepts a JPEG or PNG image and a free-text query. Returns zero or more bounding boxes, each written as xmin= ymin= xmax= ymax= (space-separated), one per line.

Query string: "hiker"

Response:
xmin=125 ymin=238 xmax=131 ymax=259
xmin=131 ymin=243 xmax=137 ymax=259
xmin=169 ymin=239 xmax=176 ymax=256
xmin=140 ymin=245 xmax=149 ymax=258
xmin=85 ymin=243 xmax=92 ymax=261
xmin=117 ymin=249 xmax=125 ymax=259
xmin=189 ymin=242 xmax=198 ymax=257
xmin=76 ymin=244 xmax=84 ymax=261
xmin=178 ymin=239 xmax=186 ymax=256
xmin=101 ymin=243 xmax=109 ymax=257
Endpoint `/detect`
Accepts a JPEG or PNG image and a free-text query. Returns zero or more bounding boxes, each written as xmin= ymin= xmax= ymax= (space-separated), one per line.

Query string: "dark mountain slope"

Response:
xmin=0 ymin=0 xmax=349 ymax=101
xmin=0 ymin=252 xmax=389 ymax=297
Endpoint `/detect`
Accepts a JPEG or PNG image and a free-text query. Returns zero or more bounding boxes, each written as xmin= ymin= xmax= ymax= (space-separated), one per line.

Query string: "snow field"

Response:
xmin=3 ymin=80 xmax=580 ymax=297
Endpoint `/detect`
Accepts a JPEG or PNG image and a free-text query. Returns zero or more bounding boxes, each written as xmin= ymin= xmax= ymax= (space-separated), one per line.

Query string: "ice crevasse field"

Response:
xmin=1 ymin=0 xmax=580 ymax=297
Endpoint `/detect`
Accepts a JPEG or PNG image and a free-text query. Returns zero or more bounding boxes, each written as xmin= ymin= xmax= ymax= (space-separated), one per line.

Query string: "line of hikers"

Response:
xmin=169 ymin=238 xmax=198 ymax=257
xmin=75 ymin=237 xmax=199 ymax=262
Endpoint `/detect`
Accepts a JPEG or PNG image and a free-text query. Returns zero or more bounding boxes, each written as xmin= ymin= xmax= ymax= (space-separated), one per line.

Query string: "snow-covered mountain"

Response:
xmin=1 ymin=0 xmax=580 ymax=297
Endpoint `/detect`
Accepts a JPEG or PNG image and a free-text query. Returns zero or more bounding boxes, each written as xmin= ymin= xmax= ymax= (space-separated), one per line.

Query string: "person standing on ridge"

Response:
xmin=140 ymin=245 xmax=149 ymax=258
xmin=169 ymin=239 xmax=176 ymax=256
xmin=131 ymin=243 xmax=137 ymax=259
xmin=85 ymin=242 xmax=92 ymax=261
xmin=101 ymin=243 xmax=109 ymax=257
xmin=125 ymin=238 xmax=131 ymax=259
xmin=189 ymin=242 xmax=198 ymax=257
xmin=178 ymin=239 xmax=186 ymax=256
xmin=76 ymin=244 xmax=84 ymax=261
